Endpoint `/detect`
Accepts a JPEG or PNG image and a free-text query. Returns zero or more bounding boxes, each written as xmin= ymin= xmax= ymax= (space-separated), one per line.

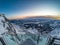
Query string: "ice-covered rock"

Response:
xmin=0 ymin=14 xmax=8 ymax=35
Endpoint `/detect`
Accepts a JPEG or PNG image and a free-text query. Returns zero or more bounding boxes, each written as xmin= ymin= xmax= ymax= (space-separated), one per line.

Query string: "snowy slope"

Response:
xmin=0 ymin=14 xmax=18 ymax=36
xmin=0 ymin=15 xmax=8 ymax=35
xmin=0 ymin=14 xmax=22 ymax=45
xmin=49 ymin=28 xmax=60 ymax=38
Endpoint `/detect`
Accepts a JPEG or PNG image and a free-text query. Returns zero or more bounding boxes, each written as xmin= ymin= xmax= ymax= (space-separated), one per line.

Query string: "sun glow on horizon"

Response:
xmin=9 ymin=5 xmax=59 ymax=19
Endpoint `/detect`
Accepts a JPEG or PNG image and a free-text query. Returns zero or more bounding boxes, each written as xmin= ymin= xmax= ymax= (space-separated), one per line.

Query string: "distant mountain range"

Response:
xmin=10 ymin=15 xmax=60 ymax=20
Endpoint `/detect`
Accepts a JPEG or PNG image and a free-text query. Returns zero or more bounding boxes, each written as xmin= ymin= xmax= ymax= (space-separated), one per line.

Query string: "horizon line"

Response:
xmin=8 ymin=15 xmax=60 ymax=20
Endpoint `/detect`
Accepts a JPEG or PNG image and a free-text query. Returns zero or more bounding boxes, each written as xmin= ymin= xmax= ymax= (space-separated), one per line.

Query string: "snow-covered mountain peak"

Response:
xmin=0 ymin=14 xmax=8 ymax=22
xmin=0 ymin=14 xmax=9 ymax=35
xmin=0 ymin=16 xmax=5 ymax=21
xmin=0 ymin=14 xmax=16 ymax=36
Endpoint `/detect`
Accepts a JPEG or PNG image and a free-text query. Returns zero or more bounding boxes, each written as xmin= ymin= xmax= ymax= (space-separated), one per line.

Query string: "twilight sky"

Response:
xmin=0 ymin=0 xmax=60 ymax=19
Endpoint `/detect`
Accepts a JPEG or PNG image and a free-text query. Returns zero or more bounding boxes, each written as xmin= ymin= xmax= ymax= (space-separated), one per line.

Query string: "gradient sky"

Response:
xmin=0 ymin=0 xmax=60 ymax=19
